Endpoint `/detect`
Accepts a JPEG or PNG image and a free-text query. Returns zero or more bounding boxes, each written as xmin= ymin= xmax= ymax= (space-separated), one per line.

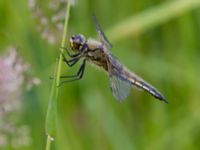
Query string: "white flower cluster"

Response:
xmin=28 ymin=0 xmax=76 ymax=44
xmin=0 ymin=47 xmax=39 ymax=149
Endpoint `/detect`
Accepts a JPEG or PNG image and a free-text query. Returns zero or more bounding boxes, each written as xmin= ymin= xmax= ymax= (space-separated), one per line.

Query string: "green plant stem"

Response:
xmin=45 ymin=1 xmax=72 ymax=150
xmin=45 ymin=135 xmax=53 ymax=150
xmin=106 ymin=0 xmax=200 ymax=43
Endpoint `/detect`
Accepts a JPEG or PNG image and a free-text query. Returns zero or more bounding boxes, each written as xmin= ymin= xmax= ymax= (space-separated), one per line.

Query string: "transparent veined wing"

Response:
xmin=107 ymin=55 xmax=131 ymax=101
xmin=92 ymin=15 xmax=112 ymax=49
xmin=107 ymin=53 xmax=167 ymax=102
xmin=109 ymin=74 xmax=131 ymax=101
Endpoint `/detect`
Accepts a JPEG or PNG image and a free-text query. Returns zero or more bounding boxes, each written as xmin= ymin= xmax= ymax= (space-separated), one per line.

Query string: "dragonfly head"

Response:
xmin=69 ymin=34 xmax=85 ymax=52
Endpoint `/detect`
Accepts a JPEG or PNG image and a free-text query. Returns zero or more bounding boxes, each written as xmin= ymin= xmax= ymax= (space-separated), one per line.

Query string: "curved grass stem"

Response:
xmin=45 ymin=1 xmax=72 ymax=150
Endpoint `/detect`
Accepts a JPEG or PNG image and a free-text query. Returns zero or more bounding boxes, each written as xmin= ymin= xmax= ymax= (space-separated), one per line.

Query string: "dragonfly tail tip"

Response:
xmin=155 ymin=93 xmax=168 ymax=103
xmin=159 ymin=96 xmax=168 ymax=104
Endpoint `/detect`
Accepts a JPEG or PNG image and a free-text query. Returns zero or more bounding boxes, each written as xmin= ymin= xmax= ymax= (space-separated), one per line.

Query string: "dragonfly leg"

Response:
xmin=49 ymin=58 xmax=80 ymax=80
xmin=60 ymin=47 xmax=81 ymax=58
xmin=62 ymin=56 xmax=80 ymax=67
xmin=58 ymin=59 xmax=86 ymax=86
xmin=50 ymin=51 xmax=80 ymax=80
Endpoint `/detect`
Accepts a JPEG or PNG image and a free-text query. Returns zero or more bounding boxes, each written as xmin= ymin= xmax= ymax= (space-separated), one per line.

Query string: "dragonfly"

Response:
xmin=60 ymin=16 xmax=167 ymax=103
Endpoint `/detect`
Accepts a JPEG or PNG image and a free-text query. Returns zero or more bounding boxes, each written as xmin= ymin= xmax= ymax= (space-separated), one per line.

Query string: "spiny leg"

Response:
xmin=50 ymin=57 xmax=80 ymax=80
xmin=62 ymin=55 xmax=80 ymax=67
xmin=60 ymin=47 xmax=81 ymax=58
xmin=60 ymin=47 xmax=82 ymax=67
xmin=58 ymin=59 xmax=86 ymax=86
xmin=60 ymin=42 xmax=87 ymax=60
xmin=50 ymin=51 xmax=81 ymax=80
xmin=50 ymin=57 xmax=79 ymax=79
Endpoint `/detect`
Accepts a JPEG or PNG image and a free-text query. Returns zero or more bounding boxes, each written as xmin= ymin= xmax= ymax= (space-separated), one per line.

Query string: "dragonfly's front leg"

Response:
xmin=60 ymin=47 xmax=81 ymax=58
xmin=49 ymin=55 xmax=80 ymax=80
xmin=58 ymin=59 xmax=86 ymax=86
xmin=62 ymin=55 xmax=80 ymax=67
xmin=59 ymin=48 xmax=81 ymax=67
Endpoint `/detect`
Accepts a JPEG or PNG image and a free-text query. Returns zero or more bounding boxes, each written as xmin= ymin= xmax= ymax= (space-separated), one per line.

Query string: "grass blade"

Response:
xmin=45 ymin=1 xmax=72 ymax=149
xmin=107 ymin=0 xmax=200 ymax=42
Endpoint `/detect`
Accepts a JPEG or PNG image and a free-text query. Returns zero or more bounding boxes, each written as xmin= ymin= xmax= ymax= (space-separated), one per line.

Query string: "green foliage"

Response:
xmin=1 ymin=0 xmax=200 ymax=149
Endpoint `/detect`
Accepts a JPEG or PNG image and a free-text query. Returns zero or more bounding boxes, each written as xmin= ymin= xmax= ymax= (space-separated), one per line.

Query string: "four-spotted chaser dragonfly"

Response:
xmin=60 ymin=16 xmax=167 ymax=103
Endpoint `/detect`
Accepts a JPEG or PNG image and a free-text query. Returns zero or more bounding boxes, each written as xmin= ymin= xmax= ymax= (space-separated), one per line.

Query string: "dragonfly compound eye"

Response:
xmin=70 ymin=34 xmax=85 ymax=51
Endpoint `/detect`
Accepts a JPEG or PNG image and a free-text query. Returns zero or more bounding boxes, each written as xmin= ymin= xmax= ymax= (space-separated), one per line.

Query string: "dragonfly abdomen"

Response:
xmin=125 ymin=70 xmax=167 ymax=103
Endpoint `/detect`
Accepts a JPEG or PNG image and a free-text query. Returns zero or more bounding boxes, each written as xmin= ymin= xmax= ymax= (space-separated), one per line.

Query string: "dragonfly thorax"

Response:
xmin=69 ymin=34 xmax=86 ymax=52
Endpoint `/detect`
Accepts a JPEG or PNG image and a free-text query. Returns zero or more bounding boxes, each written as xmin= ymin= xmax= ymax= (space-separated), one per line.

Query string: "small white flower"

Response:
xmin=29 ymin=0 xmax=76 ymax=45
xmin=0 ymin=46 xmax=38 ymax=148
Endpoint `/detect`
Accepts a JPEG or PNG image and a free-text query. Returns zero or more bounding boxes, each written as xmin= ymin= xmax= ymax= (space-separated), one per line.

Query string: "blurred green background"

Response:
xmin=1 ymin=0 xmax=200 ymax=149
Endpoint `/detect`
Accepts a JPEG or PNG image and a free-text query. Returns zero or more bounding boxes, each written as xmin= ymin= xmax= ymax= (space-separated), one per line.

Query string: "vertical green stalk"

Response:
xmin=45 ymin=1 xmax=72 ymax=150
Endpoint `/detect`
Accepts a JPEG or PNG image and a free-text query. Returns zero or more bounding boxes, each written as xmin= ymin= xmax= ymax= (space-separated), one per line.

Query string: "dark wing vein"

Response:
xmin=107 ymin=54 xmax=167 ymax=102
xmin=92 ymin=15 xmax=112 ymax=49
xmin=107 ymin=55 xmax=131 ymax=101
xmin=109 ymin=74 xmax=131 ymax=101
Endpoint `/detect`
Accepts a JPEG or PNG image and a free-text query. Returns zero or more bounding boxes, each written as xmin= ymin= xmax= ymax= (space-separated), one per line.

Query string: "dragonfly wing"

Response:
xmin=107 ymin=54 xmax=167 ymax=102
xmin=92 ymin=15 xmax=112 ymax=49
xmin=109 ymin=74 xmax=131 ymax=101
xmin=107 ymin=56 xmax=131 ymax=101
